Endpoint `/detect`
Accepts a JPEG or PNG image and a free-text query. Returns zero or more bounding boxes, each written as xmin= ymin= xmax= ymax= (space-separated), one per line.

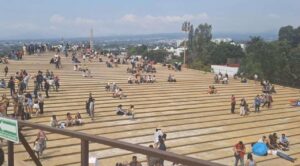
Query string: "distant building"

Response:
xmin=176 ymin=40 xmax=184 ymax=47
xmin=211 ymin=38 xmax=232 ymax=44
xmin=166 ymin=47 xmax=185 ymax=57
xmin=212 ymin=38 xmax=246 ymax=51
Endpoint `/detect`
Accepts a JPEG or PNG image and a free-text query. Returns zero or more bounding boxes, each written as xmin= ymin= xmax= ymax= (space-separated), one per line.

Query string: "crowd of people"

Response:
xmin=105 ymin=82 xmax=127 ymax=99
xmin=234 ymin=133 xmax=296 ymax=166
xmin=24 ymin=43 xmax=49 ymax=55
xmin=214 ymin=72 xmax=229 ymax=84
xmin=166 ymin=62 xmax=182 ymax=71
xmin=115 ymin=104 xmax=134 ymax=119
xmin=0 ymin=68 xmax=61 ymax=119
xmin=261 ymin=80 xmax=276 ymax=94
xmin=1 ymin=48 xmax=298 ymax=166
xmin=128 ymin=74 xmax=156 ymax=84
xmin=50 ymin=54 xmax=62 ymax=69
xmin=0 ymin=57 xmax=9 ymax=64
xmin=230 ymin=79 xmax=275 ymax=116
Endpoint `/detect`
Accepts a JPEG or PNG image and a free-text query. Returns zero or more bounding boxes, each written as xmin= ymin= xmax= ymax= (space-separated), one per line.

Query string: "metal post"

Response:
xmin=81 ymin=139 xmax=89 ymax=166
xmin=184 ymin=35 xmax=187 ymax=67
xmin=7 ymin=141 xmax=14 ymax=166
xmin=19 ymin=132 xmax=42 ymax=166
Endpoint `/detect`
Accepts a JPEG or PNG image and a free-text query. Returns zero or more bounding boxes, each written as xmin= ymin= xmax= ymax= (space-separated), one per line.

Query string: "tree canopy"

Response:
xmin=184 ymin=22 xmax=300 ymax=87
xmin=186 ymin=23 xmax=245 ymax=68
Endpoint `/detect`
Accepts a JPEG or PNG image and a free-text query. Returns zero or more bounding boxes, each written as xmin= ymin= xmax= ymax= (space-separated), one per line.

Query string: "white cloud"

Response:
xmin=50 ymin=14 xmax=65 ymax=23
xmin=43 ymin=13 xmax=210 ymax=37
xmin=144 ymin=13 xmax=208 ymax=23
xmin=267 ymin=13 xmax=280 ymax=19
xmin=120 ymin=14 xmax=137 ymax=22
xmin=116 ymin=13 xmax=209 ymax=32
xmin=74 ymin=17 xmax=97 ymax=25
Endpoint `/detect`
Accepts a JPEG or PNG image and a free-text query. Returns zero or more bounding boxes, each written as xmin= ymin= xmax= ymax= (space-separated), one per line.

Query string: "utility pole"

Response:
xmin=90 ymin=28 xmax=94 ymax=50
xmin=181 ymin=21 xmax=191 ymax=68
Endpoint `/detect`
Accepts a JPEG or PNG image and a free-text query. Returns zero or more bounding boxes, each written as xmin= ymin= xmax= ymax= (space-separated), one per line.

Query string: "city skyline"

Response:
xmin=0 ymin=0 xmax=299 ymax=39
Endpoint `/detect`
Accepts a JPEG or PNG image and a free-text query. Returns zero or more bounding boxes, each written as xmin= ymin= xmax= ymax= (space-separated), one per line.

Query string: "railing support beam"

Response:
xmin=81 ymin=139 xmax=89 ymax=166
xmin=8 ymin=141 xmax=14 ymax=166
xmin=19 ymin=132 xmax=42 ymax=166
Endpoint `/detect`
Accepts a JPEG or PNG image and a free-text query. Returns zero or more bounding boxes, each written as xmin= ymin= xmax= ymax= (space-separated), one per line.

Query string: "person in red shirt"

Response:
xmin=231 ymin=95 xmax=236 ymax=114
xmin=234 ymin=141 xmax=246 ymax=166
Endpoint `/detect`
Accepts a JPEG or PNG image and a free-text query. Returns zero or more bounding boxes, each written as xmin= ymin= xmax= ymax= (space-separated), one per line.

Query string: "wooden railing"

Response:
xmin=10 ymin=120 xmax=226 ymax=166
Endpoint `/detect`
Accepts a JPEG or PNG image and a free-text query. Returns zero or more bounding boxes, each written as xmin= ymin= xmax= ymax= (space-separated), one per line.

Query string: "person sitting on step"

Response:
xmin=116 ymin=104 xmax=127 ymax=115
xmin=66 ymin=112 xmax=74 ymax=127
xmin=168 ymin=74 xmax=176 ymax=82
xmin=50 ymin=115 xmax=59 ymax=127
xmin=74 ymin=112 xmax=83 ymax=125
xmin=113 ymin=88 xmax=127 ymax=99
xmin=279 ymin=133 xmax=289 ymax=151
xmin=208 ymin=85 xmax=217 ymax=94
xmin=128 ymin=75 xmax=134 ymax=84
xmin=116 ymin=104 xmax=133 ymax=117
xmin=105 ymin=82 xmax=111 ymax=91
xmin=241 ymin=77 xmax=247 ymax=83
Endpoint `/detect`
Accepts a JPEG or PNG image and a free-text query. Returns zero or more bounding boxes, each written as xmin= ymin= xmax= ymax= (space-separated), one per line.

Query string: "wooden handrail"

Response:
xmin=18 ymin=120 xmax=225 ymax=166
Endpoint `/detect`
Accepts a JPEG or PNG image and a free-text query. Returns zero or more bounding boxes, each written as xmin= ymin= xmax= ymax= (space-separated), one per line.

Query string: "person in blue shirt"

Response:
xmin=279 ymin=134 xmax=289 ymax=150
xmin=254 ymin=95 xmax=261 ymax=113
xmin=251 ymin=142 xmax=296 ymax=163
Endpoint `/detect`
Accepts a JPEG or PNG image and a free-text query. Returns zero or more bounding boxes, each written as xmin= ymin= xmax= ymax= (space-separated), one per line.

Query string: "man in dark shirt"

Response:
xmin=4 ymin=66 xmax=8 ymax=77
xmin=36 ymin=71 xmax=44 ymax=91
xmin=129 ymin=156 xmax=142 ymax=166
xmin=231 ymin=95 xmax=236 ymax=114
xmin=44 ymin=80 xmax=50 ymax=98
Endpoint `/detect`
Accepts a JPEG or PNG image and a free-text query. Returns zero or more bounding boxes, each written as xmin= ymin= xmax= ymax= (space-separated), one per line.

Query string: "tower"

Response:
xmin=89 ymin=28 xmax=94 ymax=50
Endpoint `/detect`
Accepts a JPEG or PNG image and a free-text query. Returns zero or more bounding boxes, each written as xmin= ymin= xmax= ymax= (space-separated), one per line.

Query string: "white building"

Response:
xmin=166 ymin=47 xmax=185 ymax=57
xmin=211 ymin=38 xmax=233 ymax=44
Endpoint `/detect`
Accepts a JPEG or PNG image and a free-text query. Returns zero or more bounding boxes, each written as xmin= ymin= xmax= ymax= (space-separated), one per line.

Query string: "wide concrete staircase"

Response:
xmin=0 ymin=53 xmax=300 ymax=166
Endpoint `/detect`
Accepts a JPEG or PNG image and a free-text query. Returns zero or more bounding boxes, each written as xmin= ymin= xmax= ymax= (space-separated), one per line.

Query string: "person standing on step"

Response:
xmin=4 ymin=66 xmax=8 ymax=78
xmin=245 ymin=153 xmax=256 ymax=166
xmin=254 ymin=74 xmax=258 ymax=85
xmin=8 ymin=76 xmax=15 ymax=96
xmin=34 ymin=130 xmax=48 ymax=158
xmin=44 ymin=80 xmax=50 ymax=98
xmin=231 ymin=95 xmax=236 ymax=114
xmin=254 ymin=95 xmax=261 ymax=113
xmin=158 ymin=136 xmax=167 ymax=166
xmin=36 ymin=71 xmax=44 ymax=91
xmin=89 ymin=98 xmax=95 ymax=120
xmin=240 ymin=98 xmax=247 ymax=116
xmin=234 ymin=141 xmax=246 ymax=166
xmin=33 ymin=98 xmax=40 ymax=116
xmin=38 ymin=93 xmax=44 ymax=114
xmin=33 ymin=81 xmax=38 ymax=98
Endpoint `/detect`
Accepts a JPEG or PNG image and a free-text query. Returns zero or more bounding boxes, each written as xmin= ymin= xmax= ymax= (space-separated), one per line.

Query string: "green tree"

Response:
xmin=128 ymin=45 xmax=148 ymax=56
xmin=143 ymin=49 xmax=169 ymax=63
xmin=210 ymin=42 xmax=245 ymax=65
xmin=187 ymin=23 xmax=213 ymax=65
xmin=279 ymin=25 xmax=300 ymax=47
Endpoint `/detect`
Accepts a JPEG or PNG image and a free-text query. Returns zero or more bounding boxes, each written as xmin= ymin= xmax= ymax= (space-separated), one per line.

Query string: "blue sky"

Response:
xmin=0 ymin=0 xmax=299 ymax=39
